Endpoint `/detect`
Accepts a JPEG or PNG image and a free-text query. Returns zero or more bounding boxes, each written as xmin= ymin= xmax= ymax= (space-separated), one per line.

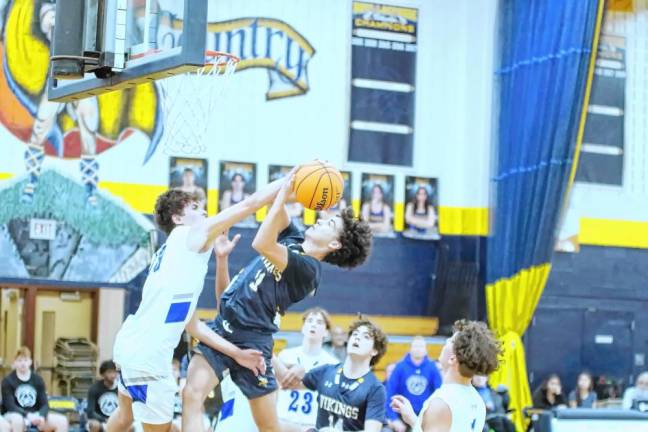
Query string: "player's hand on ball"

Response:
xmin=277 ymin=172 xmax=297 ymax=204
xmin=213 ymin=230 xmax=241 ymax=257
xmin=235 ymin=348 xmax=266 ymax=376
xmin=390 ymin=395 xmax=417 ymax=427
xmin=280 ymin=364 xmax=306 ymax=389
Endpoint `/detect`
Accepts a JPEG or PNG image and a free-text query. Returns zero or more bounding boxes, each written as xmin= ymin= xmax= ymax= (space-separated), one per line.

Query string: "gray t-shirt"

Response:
xmin=568 ymin=390 xmax=597 ymax=408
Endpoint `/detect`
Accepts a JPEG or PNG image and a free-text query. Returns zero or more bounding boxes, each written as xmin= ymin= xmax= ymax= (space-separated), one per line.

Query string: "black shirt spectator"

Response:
xmin=1 ymin=370 xmax=48 ymax=417
xmin=86 ymin=360 xmax=119 ymax=428
xmin=532 ymin=374 xmax=567 ymax=410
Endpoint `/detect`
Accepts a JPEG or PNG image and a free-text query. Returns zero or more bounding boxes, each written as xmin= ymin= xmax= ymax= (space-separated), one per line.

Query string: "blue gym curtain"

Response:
xmin=486 ymin=0 xmax=604 ymax=430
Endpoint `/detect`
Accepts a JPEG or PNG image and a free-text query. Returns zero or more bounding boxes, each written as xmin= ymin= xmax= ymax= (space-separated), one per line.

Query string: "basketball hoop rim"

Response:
xmin=204 ymin=50 xmax=240 ymax=67
xmin=130 ymin=49 xmax=239 ymax=67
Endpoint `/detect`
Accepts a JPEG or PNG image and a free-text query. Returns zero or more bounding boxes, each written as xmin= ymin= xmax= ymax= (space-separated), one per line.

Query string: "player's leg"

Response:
xmin=247 ymin=392 xmax=301 ymax=432
xmin=44 ymin=412 xmax=69 ymax=431
xmin=106 ymin=392 xmax=135 ymax=432
xmin=3 ymin=412 xmax=25 ymax=432
xmin=181 ymin=354 xmax=219 ymax=432
xmin=86 ymin=419 xmax=102 ymax=432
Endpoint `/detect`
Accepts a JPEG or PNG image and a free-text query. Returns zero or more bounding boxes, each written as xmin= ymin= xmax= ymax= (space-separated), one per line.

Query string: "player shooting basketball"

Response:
xmin=181 ymin=171 xmax=373 ymax=432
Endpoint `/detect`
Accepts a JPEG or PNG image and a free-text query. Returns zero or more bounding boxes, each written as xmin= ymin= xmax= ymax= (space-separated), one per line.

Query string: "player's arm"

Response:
xmin=251 ymin=174 xmax=293 ymax=271
xmin=187 ymin=178 xmax=283 ymax=253
xmin=213 ymin=232 xmax=241 ymax=309
xmin=273 ymin=354 xmax=306 ymax=389
xmin=420 ymin=397 xmax=452 ymax=432
xmin=185 ymin=312 xmax=266 ymax=376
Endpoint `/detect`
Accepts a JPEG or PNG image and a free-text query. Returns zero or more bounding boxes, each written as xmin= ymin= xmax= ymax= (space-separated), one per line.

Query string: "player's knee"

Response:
xmin=49 ymin=413 xmax=69 ymax=431
xmin=182 ymin=382 xmax=205 ymax=407
xmin=5 ymin=413 xmax=24 ymax=430
xmin=87 ymin=419 xmax=102 ymax=432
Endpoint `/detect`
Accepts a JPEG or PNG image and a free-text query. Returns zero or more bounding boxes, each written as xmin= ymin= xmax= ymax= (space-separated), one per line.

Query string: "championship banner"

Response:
xmin=348 ymin=2 xmax=418 ymax=166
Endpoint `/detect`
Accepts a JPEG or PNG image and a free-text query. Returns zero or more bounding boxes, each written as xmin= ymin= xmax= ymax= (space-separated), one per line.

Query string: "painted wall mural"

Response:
xmin=0 ymin=0 xmax=158 ymax=283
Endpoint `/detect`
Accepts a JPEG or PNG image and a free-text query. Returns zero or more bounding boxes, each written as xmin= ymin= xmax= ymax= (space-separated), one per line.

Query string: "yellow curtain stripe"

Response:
xmin=486 ymin=263 xmax=552 ymax=431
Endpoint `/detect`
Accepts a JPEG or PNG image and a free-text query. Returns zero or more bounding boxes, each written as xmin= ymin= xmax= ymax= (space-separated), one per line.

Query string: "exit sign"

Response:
xmin=29 ymin=219 xmax=57 ymax=240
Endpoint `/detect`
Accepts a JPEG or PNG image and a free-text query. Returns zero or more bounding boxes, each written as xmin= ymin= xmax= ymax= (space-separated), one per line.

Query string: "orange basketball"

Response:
xmin=293 ymin=161 xmax=344 ymax=211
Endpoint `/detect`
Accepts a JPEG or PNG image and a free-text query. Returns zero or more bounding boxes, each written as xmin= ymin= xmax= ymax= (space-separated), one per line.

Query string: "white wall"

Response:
xmin=0 ymin=0 xmax=497 ymax=210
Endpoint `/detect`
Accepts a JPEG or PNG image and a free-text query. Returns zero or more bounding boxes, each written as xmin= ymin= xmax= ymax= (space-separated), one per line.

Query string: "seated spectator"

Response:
xmin=1 ymin=347 xmax=69 ymax=431
xmin=568 ymin=372 xmax=597 ymax=408
xmin=472 ymin=375 xmax=514 ymax=432
xmin=532 ymin=373 xmax=567 ymax=410
xmin=622 ymin=371 xmax=648 ymax=412
xmin=385 ymin=336 xmax=442 ymax=432
xmin=86 ymin=360 xmax=119 ymax=432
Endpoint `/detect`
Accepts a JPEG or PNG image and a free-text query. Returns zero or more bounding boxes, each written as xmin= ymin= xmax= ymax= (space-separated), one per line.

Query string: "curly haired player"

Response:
xmin=391 ymin=320 xmax=501 ymax=432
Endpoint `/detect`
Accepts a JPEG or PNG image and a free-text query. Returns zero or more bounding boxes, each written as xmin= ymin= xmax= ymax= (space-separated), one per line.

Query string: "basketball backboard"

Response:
xmin=47 ymin=0 xmax=208 ymax=102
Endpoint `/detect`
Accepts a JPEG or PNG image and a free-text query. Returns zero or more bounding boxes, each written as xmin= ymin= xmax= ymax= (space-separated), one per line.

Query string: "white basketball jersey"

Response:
xmin=414 ymin=384 xmax=485 ymax=432
xmin=276 ymin=347 xmax=339 ymax=427
xmin=113 ymin=226 xmax=211 ymax=375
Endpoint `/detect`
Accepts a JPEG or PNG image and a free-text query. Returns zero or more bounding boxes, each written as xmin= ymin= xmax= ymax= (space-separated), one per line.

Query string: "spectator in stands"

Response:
xmin=87 ymin=360 xmax=119 ymax=432
xmin=622 ymin=371 xmax=648 ymax=412
xmin=325 ymin=325 xmax=348 ymax=362
xmin=383 ymin=363 xmax=396 ymax=385
xmin=1 ymin=346 xmax=69 ymax=431
xmin=385 ymin=337 xmax=442 ymax=432
xmin=568 ymin=372 xmax=597 ymax=408
xmin=472 ymin=375 xmax=514 ymax=432
xmin=532 ymin=374 xmax=567 ymax=410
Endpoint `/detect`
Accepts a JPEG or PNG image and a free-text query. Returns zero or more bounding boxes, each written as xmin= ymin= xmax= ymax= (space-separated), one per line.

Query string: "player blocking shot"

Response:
xmin=181 ymin=171 xmax=373 ymax=432
xmin=106 ymin=179 xmax=284 ymax=432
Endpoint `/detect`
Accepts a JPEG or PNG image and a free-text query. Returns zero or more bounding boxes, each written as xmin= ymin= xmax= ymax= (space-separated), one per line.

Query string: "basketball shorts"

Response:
xmin=118 ymin=368 xmax=177 ymax=424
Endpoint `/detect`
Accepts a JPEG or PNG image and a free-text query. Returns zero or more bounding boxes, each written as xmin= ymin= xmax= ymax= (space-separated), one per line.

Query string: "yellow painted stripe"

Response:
xmin=97 ymin=181 xmax=167 ymax=214
xmin=394 ymin=202 xmax=404 ymax=231
xmin=439 ymin=206 xmax=489 ymax=236
xmin=304 ymin=209 xmax=316 ymax=225
xmin=0 ymin=172 xmax=13 ymax=181
xmin=352 ymin=198 xmax=361 ymax=218
xmin=580 ymin=218 xmax=648 ymax=249
xmin=207 ymin=189 xmax=218 ymax=216
xmin=256 ymin=205 xmax=268 ymax=222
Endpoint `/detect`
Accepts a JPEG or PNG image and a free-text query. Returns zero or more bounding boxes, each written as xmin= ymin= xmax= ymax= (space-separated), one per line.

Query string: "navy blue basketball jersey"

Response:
xmin=219 ymin=223 xmax=321 ymax=334
xmin=303 ymin=364 xmax=386 ymax=431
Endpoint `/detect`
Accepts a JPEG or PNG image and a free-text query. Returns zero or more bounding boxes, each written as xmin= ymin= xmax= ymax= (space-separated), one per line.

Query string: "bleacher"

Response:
xmin=197 ymin=310 xmax=445 ymax=381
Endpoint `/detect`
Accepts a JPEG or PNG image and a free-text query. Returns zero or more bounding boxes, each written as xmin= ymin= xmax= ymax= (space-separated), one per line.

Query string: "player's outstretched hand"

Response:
xmin=275 ymin=172 xmax=297 ymax=204
xmin=279 ymin=364 xmax=306 ymax=389
xmin=235 ymin=348 xmax=267 ymax=376
xmin=213 ymin=230 xmax=241 ymax=257
xmin=390 ymin=395 xmax=417 ymax=427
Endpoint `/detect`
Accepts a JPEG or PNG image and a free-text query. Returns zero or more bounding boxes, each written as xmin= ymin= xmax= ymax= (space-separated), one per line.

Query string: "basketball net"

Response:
xmin=157 ymin=51 xmax=239 ymax=155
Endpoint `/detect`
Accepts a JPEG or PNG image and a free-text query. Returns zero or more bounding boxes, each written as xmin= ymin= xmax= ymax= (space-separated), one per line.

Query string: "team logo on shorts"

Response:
xmin=98 ymin=392 xmax=119 ymax=416
xmin=258 ymin=376 xmax=269 ymax=387
xmin=406 ymin=375 xmax=428 ymax=396
xmin=14 ymin=384 xmax=37 ymax=408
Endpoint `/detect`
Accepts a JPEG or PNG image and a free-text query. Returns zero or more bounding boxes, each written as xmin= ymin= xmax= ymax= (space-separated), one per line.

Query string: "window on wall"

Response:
xmin=348 ymin=2 xmax=417 ymax=166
